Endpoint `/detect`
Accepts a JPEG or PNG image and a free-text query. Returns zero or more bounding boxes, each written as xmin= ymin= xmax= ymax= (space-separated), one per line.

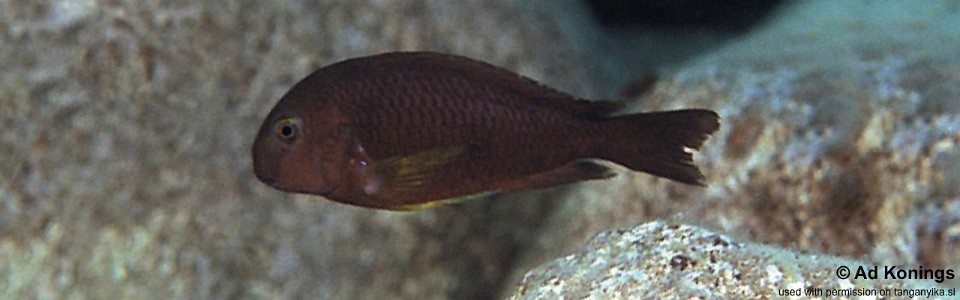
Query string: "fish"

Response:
xmin=252 ymin=51 xmax=719 ymax=210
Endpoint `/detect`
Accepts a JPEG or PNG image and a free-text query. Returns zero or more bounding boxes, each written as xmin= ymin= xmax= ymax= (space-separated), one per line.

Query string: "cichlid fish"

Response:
xmin=252 ymin=52 xmax=719 ymax=210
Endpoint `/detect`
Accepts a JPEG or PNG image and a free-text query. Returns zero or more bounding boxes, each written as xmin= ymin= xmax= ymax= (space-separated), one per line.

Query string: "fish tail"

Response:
xmin=600 ymin=109 xmax=719 ymax=185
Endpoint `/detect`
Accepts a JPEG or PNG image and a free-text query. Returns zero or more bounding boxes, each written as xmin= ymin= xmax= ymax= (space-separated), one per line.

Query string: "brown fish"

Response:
xmin=252 ymin=51 xmax=719 ymax=210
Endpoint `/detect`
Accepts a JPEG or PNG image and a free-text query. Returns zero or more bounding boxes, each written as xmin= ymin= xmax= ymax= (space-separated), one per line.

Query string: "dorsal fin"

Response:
xmin=558 ymin=98 xmax=625 ymax=119
xmin=327 ymin=51 xmax=625 ymax=118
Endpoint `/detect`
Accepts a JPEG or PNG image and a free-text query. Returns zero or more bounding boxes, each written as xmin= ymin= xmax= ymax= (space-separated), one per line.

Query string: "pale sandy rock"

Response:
xmin=505 ymin=2 xmax=960 ymax=296
xmin=511 ymin=221 xmax=949 ymax=299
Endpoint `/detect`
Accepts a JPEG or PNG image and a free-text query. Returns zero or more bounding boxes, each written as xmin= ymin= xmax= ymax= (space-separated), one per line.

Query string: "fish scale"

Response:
xmin=354 ymin=78 xmax=582 ymax=182
xmin=252 ymin=51 xmax=719 ymax=209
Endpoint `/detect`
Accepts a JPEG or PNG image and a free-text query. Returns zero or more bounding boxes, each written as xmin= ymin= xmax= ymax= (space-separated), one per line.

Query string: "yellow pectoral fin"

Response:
xmin=363 ymin=145 xmax=471 ymax=200
xmin=391 ymin=191 xmax=498 ymax=211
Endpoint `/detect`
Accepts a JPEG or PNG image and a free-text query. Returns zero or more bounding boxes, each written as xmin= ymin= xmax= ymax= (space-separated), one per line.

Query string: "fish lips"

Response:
xmin=252 ymin=135 xmax=338 ymax=196
xmin=253 ymin=160 xmax=337 ymax=196
xmin=254 ymin=169 xmax=279 ymax=187
xmin=252 ymin=147 xmax=338 ymax=197
xmin=257 ymin=173 xmax=338 ymax=197
xmin=251 ymin=127 xmax=282 ymax=188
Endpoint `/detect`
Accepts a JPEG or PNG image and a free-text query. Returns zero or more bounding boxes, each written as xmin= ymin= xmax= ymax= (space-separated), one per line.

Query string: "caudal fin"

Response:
xmin=602 ymin=109 xmax=719 ymax=185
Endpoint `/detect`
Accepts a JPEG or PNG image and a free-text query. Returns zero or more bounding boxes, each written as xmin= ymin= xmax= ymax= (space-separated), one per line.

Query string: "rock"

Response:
xmin=510 ymin=221 xmax=949 ymax=299
xmin=4 ymin=0 xmax=960 ymax=299
xmin=0 ymin=0 xmax=597 ymax=299
xmin=504 ymin=2 xmax=960 ymax=296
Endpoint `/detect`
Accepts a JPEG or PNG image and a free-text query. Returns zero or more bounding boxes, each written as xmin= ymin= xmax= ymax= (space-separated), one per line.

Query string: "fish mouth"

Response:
xmin=254 ymin=171 xmax=279 ymax=187
xmin=293 ymin=185 xmax=338 ymax=197
xmin=253 ymin=167 xmax=338 ymax=197
xmin=318 ymin=185 xmax=339 ymax=197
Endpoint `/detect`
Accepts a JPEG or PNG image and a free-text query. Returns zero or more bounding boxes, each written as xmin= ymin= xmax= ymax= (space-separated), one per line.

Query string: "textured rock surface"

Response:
xmin=511 ymin=221 xmax=947 ymax=299
xmin=3 ymin=0 xmax=960 ymax=299
xmin=505 ymin=0 xmax=960 ymax=297
xmin=0 ymin=0 xmax=598 ymax=299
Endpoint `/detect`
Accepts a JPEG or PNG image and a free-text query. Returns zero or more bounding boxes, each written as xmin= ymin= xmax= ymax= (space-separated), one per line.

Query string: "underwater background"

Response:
xmin=2 ymin=0 xmax=959 ymax=298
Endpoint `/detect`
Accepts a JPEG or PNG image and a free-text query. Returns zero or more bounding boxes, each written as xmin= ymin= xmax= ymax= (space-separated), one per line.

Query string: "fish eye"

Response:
xmin=274 ymin=116 xmax=301 ymax=141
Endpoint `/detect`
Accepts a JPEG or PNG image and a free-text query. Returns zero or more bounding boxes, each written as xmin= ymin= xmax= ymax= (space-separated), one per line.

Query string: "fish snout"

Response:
xmin=255 ymin=170 xmax=279 ymax=187
xmin=252 ymin=137 xmax=282 ymax=188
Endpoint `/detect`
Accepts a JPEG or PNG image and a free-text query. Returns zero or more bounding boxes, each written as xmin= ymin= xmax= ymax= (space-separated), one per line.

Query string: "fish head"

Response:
xmin=252 ymin=100 xmax=352 ymax=196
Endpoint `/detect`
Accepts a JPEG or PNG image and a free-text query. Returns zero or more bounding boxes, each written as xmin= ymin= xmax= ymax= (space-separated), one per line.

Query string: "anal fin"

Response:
xmin=391 ymin=191 xmax=497 ymax=211
xmin=501 ymin=160 xmax=616 ymax=192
